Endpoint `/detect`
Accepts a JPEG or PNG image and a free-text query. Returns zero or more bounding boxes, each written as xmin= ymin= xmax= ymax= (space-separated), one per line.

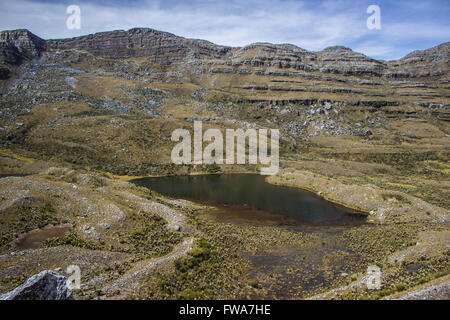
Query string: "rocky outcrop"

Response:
xmin=0 ymin=29 xmax=45 ymax=64
xmin=46 ymin=28 xmax=231 ymax=66
xmin=386 ymin=42 xmax=449 ymax=78
xmin=231 ymin=43 xmax=318 ymax=71
xmin=318 ymin=46 xmax=386 ymax=76
xmin=0 ymin=28 xmax=448 ymax=79
xmin=0 ymin=270 xmax=73 ymax=300
xmin=0 ymin=29 xmax=46 ymax=79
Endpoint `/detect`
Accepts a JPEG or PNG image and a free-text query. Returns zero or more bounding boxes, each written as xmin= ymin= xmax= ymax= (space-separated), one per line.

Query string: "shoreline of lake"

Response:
xmin=131 ymin=174 xmax=367 ymax=226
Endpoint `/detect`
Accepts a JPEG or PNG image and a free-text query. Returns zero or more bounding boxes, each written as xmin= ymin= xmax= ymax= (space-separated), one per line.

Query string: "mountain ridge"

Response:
xmin=0 ymin=28 xmax=448 ymax=79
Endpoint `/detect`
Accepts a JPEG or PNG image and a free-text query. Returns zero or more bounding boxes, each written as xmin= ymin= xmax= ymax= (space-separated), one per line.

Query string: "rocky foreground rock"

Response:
xmin=0 ymin=270 xmax=73 ymax=300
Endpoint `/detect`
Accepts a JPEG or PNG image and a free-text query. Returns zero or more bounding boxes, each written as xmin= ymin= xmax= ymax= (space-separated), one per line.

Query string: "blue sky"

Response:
xmin=0 ymin=0 xmax=449 ymax=60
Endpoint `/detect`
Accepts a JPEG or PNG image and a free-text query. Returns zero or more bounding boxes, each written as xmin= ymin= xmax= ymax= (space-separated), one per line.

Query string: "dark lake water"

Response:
xmin=132 ymin=174 xmax=366 ymax=226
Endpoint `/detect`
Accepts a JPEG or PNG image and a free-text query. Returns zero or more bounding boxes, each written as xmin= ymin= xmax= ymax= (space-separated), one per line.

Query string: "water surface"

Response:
xmin=15 ymin=224 xmax=72 ymax=250
xmin=133 ymin=174 xmax=366 ymax=226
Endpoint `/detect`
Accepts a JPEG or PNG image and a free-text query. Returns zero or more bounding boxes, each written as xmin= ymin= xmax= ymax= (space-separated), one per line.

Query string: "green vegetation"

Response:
xmin=44 ymin=231 xmax=99 ymax=250
xmin=125 ymin=212 xmax=182 ymax=259
xmin=0 ymin=200 xmax=60 ymax=250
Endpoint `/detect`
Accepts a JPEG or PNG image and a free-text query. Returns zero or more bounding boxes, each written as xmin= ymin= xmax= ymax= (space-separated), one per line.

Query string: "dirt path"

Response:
xmin=99 ymin=191 xmax=197 ymax=298
xmin=101 ymin=237 xmax=195 ymax=298
xmin=119 ymin=191 xmax=189 ymax=231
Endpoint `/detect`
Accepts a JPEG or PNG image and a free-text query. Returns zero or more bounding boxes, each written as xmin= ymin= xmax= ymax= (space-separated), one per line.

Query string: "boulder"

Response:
xmin=0 ymin=270 xmax=73 ymax=300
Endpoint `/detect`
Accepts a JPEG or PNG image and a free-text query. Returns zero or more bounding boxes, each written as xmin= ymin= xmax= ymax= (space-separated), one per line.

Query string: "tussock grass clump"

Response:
xmin=44 ymin=231 xmax=99 ymax=250
xmin=125 ymin=212 xmax=182 ymax=259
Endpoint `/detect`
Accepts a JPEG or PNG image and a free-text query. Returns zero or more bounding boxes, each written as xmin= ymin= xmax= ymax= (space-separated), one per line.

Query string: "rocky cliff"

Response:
xmin=0 ymin=29 xmax=46 ymax=79
xmin=0 ymin=28 xmax=448 ymax=78
xmin=45 ymin=28 xmax=232 ymax=65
